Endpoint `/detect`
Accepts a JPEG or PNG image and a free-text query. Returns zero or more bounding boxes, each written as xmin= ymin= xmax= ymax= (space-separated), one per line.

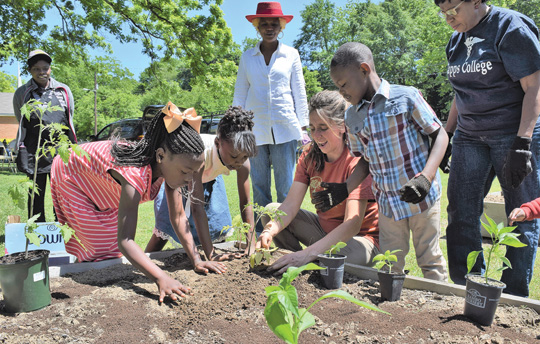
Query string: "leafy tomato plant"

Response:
xmin=264 ymin=263 xmax=390 ymax=344
xmin=8 ymin=99 xmax=87 ymax=258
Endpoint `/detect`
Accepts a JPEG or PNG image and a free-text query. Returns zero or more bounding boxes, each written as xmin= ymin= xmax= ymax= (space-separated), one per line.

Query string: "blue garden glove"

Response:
xmin=503 ymin=136 xmax=532 ymax=188
xmin=439 ymin=131 xmax=453 ymax=174
xmin=399 ymin=174 xmax=431 ymax=204
xmin=312 ymin=182 xmax=349 ymax=212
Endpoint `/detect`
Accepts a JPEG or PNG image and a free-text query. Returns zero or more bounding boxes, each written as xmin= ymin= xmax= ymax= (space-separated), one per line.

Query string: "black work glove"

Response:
xmin=399 ymin=174 xmax=432 ymax=204
xmin=439 ymin=131 xmax=453 ymax=174
xmin=503 ymin=136 xmax=532 ymax=188
xmin=311 ymin=182 xmax=349 ymax=212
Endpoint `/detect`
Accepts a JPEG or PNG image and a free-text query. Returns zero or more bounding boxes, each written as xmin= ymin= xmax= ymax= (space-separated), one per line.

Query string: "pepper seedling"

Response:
xmin=324 ymin=241 xmax=347 ymax=257
xmin=372 ymin=249 xmax=402 ymax=274
xmin=264 ymin=263 xmax=390 ymax=344
xmin=467 ymin=214 xmax=526 ymax=285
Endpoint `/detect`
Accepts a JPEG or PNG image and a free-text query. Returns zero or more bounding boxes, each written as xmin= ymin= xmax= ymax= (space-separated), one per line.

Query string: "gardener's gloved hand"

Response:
xmin=439 ymin=131 xmax=453 ymax=174
xmin=312 ymin=182 xmax=349 ymax=212
xmin=503 ymin=136 xmax=532 ymax=188
xmin=399 ymin=173 xmax=431 ymax=204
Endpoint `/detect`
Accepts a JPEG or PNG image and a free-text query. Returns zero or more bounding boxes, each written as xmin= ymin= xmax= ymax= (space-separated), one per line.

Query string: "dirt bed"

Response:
xmin=1 ymin=249 xmax=539 ymax=344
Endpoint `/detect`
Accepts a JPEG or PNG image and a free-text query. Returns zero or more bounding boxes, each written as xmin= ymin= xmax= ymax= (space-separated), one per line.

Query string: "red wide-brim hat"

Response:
xmin=246 ymin=2 xmax=293 ymax=23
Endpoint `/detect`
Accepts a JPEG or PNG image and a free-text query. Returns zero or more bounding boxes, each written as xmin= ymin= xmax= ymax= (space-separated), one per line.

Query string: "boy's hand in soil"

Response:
xmin=194 ymin=260 xmax=228 ymax=274
xmin=157 ymin=275 xmax=193 ymax=303
xmin=268 ymin=251 xmax=310 ymax=275
xmin=508 ymin=208 xmax=527 ymax=225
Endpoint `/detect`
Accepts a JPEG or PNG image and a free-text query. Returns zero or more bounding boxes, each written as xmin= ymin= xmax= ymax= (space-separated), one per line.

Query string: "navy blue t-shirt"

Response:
xmin=446 ymin=6 xmax=540 ymax=135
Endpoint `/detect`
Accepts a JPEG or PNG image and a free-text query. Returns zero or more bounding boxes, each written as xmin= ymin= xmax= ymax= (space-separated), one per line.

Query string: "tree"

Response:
xmin=294 ymin=0 xmax=340 ymax=88
xmin=0 ymin=71 xmax=16 ymax=92
xmin=0 ymin=0 xmax=232 ymax=76
xmin=52 ymin=56 xmax=142 ymax=139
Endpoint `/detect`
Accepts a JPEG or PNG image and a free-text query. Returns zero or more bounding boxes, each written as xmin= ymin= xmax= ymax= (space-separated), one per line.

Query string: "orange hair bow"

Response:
xmin=162 ymin=101 xmax=202 ymax=134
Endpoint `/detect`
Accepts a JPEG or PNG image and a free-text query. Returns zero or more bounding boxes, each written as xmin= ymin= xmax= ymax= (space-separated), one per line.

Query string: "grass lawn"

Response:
xmin=1 ymin=168 xmax=538 ymax=300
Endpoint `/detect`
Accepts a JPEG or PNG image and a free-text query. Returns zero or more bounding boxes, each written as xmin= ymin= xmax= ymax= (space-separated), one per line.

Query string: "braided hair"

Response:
xmin=305 ymin=90 xmax=348 ymax=173
xmin=111 ymin=110 xmax=205 ymax=167
xmin=217 ymin=106 xmax=257 ymax=157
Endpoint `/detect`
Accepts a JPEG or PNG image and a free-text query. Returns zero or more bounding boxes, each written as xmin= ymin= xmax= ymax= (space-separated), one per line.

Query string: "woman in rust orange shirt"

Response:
xmin=256 ymin=90 xmax=379 ymax=274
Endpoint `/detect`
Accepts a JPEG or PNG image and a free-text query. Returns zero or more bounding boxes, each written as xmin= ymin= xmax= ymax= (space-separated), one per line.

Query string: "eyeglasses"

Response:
xmin=438 ymin=1 xmax=464 ymax=18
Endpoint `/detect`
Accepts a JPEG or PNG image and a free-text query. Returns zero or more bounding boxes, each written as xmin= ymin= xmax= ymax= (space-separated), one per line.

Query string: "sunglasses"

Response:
xmin=438 ymin=1 xmax=464 ymax=18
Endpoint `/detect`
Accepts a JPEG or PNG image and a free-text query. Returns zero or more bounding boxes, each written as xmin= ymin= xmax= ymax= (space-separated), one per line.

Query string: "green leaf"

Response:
xmin=264 ymin=299 xmax=295 ymax=344
xmin=499 ymin=235 xmax=527 ymax=248
xmin=274 ymin=289 xmax=299 ymax=319
xmin=310 ymin=290 xmax=390 ymax=315
xmin=499 ymin=256 xmax=512 ymax=269
xmin=280 ymin=263 xmax=324 ymax=287
xmin=466 ymin=250 xmax=481 ymax=273
xmin=26 ymin=232 xmax=42 ymax=247
xmin=297 ymin=308 xmax=316 ymax=334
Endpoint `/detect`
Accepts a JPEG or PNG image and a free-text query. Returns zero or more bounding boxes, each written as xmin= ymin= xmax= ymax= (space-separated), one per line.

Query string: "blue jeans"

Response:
xmin=250 ymin=140 xmax=297 ymax=232
xmin=154 ymin=175 xmax=232 ymax=245
xmin=447 ymin=129 xmax=540 ymax=297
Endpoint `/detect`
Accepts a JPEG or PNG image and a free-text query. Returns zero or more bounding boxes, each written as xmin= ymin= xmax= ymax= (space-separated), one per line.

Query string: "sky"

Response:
xmin=2 ymin=0 xmax=360 ymax=80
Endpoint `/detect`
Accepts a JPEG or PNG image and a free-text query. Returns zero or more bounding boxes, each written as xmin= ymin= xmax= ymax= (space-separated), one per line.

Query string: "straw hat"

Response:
xmin=245 ymin=2 xmax=293 ymax=23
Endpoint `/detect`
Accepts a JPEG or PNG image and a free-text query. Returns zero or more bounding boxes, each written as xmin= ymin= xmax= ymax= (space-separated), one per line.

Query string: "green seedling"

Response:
xmin=8 ymin=99 xmax=87 ymax=258
xmin=250 ymin=246 xmax=278 ymax=269
xmin=264 ymin=263 xmax=390 ymax=344
xmin=222 ymin=202 xmax=286 ymax=260
xmin=248 ymin=202 xmax=286 ymax=265
xmin=324 ymin=241 xmax=347 ymax=257
xmin=467 ymin=214 xmax=527 ymax=285
xmin=372 ymin=249 xmax=402 ymax=274
xmin=221 ymin=215 xmax=251 ymax=249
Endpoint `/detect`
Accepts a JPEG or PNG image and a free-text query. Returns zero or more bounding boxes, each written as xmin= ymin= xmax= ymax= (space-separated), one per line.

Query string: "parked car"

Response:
xmin=90 ymin=105 xmax=222 ymax=142
xmin=89 ymin=118 xmax=145 ymax=142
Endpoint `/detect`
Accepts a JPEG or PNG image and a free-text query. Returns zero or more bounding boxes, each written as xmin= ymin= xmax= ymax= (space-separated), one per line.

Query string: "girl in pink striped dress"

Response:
xmin=51 ymin=102 xmax=226 ymax=302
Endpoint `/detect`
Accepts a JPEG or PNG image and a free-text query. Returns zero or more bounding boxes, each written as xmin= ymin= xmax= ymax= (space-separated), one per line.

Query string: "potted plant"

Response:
xmin=317 ymin=241 xmax=347 ymax=289
xmin=264 ymin=263 xmax=390 ymax=344
xmin=0 ymin=100 xmax=85 ymax=313
xmin=372 ymin=249 xmax=406 ymax=301
xmin=464 ymin=214 xmax=527 ymax=326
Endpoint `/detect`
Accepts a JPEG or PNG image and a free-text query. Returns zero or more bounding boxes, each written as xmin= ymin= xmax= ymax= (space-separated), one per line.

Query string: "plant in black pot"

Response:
xmin=464 ymin=214 xmax=527 ymax=326
xmin=0 ymin=99 xmax=86 ymax=313
xmin=372 ymin=249 xmax=405 ymax=301
xmin=317 ymin=241 xmax=347 ymax=289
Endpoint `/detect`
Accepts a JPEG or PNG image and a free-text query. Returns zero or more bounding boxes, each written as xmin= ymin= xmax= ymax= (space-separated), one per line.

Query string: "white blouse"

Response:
xmin=233 ymin=41 xmax=309 ymax=145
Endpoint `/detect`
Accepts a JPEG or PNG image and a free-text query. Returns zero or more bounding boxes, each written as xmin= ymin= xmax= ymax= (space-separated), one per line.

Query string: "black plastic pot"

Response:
xmin=464 ymin=273 xmax=506 ymax=326
xmin=0 ymin=249 xmax=51 ymax=313
xmin=317 ymin=254 xmax=347 ymax=289
xmin=377 ymin=271 xmax=406 ymax=301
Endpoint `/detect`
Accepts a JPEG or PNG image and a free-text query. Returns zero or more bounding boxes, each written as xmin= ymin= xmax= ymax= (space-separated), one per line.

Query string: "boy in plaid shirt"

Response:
xmin=313 ymin=42 xmax=448 ymax=281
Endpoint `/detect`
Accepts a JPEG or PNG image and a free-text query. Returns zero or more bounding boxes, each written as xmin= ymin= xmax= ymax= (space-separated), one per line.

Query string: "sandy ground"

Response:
xmin=1 ymin=249 xmax=539 ymax=344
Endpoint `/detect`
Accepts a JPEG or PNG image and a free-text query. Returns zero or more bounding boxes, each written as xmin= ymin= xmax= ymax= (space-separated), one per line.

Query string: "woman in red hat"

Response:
xmin=233 ymin=2 xmax=309 ymax=233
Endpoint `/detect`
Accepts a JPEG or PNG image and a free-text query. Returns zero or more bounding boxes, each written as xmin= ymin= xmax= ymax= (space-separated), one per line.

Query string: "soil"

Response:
xmin=1 ymin=249 xmax=539 ymax=344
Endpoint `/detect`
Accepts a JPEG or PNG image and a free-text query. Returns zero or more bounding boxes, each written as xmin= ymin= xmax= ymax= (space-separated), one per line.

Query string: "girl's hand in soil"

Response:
xmin=210 ymin=252 xmax=244 ymax=261
xmin=194 ymin=260 xmax=228 ymax=274
xmin=508 ymin=208 xmax=526 ymax=225
xmin=268 ymin=251 xmax=312 ymax=275
xmin=157 ymin=275 xmax=193 ymax=303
